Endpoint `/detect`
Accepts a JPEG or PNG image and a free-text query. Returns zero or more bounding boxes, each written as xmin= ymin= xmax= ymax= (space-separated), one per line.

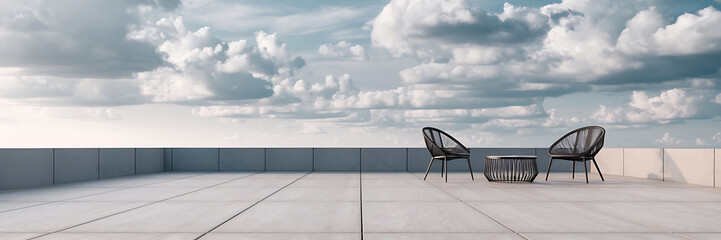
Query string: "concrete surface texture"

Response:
xmin=1 ymin=171 xmax=720 ymax=239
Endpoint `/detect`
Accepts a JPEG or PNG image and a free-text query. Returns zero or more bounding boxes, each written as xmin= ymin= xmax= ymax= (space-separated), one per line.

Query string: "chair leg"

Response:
xmin=592 ymin=158 xmax=605 ymax=181
xmin=444 ymin=157 xmax=448 ymax=183
xmin=466 ymin=157 xmax=474 ymax=181
xmin=440 ymin=158 xmax=444 ymax=177
xmin=423 ymin=157 xmax=435 ymax=180
xmin=545 ymin=157 xmax=554 ymax=181
xmin=583 ymin=158 xmax=589 ymax=183
xmin=572 ymin=161 xmax=575 ymax=179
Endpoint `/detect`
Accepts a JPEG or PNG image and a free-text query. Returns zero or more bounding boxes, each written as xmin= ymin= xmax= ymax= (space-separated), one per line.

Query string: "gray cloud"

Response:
xmin=0 ymin=3 xmax=303 ymax=107
xmin=207 ymin=73 xmax=274 ymax=101
xmin=0 ymin=0 xmax=180 ymax=78
xmin=593 ymin=52 xmax=721 ymax=85
xmin=364 ymin=0 xmax=721 ymax=130
xmin=423 ymin=10 xmax=549 ymax=46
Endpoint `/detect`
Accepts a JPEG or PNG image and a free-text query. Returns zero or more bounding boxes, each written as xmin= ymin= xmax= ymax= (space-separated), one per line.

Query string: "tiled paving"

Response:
xmin=0 ymin=171 xmax=720 ymax=239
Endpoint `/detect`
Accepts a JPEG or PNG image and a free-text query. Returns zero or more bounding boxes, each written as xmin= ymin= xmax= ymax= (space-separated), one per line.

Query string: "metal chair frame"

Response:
xmin=421 ymin=127 xmax=474 ymax=182
xmin=545 ymin=126 xmax=606 ymax=183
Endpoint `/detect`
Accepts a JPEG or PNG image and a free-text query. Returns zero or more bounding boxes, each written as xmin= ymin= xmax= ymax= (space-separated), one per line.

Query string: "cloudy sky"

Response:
xmin=1 ymin=0 xmax=720 ymax=147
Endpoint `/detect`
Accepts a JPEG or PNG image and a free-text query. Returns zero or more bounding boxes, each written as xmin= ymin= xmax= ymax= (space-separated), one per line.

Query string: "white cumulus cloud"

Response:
xmin=618 ymin=6 xmax=721 ymax=56
xmin=654 ymin=132 xmax=683 ymax=145
xmin=318 ymin=41 xmax=368 ymax=61
xmin=592 ymin=89 xmax=720 ymax=124
xmin=713 ymin=132 xmax=721 ymax=144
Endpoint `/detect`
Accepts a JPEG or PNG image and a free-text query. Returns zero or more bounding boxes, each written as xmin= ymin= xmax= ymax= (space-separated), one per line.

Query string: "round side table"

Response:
xmin=484 ymin=155 xmax=538 ymax=183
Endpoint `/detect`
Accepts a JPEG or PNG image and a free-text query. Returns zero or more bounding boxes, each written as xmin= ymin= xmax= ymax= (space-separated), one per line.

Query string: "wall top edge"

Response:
xmin=0 ymin=147 xmax=548 ymax=149
xmin=0 ymin=147 xmax=717 ymax=150
xmin=0 ymin=147 xmax=165 ymax=150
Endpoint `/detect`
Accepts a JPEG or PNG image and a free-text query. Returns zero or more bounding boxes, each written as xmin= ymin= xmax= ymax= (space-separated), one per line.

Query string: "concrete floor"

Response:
xmin=1 ymin=171 xmax=721 ymax=240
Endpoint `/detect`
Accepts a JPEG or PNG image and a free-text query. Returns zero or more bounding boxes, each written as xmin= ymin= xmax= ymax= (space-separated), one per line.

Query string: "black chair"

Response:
xmin=545 ymin=126 xmax=606 ymax=183
xmin=422 ymin=127 xmax=474 ymax=182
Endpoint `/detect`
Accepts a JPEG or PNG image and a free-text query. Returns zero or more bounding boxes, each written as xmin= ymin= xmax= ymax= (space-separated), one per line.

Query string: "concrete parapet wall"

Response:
xmin=314 ymin=148 xmax=360 ymax=171
xmin=99 ymin=148 xmax=135 ymax=179
xmin=172 ymin=148 xmax=219 ymax=171
xmin=595 ymin=148 xmax=721 ymax=187
xmin=1 ymin=147 xmax=718 ymax=189
xmin=0 ymin=148 xmax=165 ymax=190
xmin=0 ymin=149 xmax=53 ymax=189
xmin=219 ymin=148 xmax=265 ymax=171
xmin=664 ymin=149 xmax=715 ymax=187
xmin=136 ymin=148 xmax=164 ymax=174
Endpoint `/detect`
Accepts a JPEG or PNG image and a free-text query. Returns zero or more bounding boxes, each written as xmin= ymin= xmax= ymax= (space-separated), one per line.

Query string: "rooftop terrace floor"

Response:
xmin=1 ymin=171 xmax=721 ymax=240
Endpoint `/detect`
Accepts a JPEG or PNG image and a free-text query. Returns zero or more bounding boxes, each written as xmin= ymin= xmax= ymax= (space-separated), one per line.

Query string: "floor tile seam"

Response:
xmin=409 ymin=172 xmax=528 ymax=240
xmin=47 ymin=231 xmax=207 ymax=234
xmin=236 ymin=177 xmax=307 ymax=179
xmin=26 ymin=172 xmax=264 ymax=240
xmin=194 ymin=172 xmax=312 ymax=240
xmin=143 ymin=173 xmax=284 ymax=188
xmin=191 ymin=186 xmax=289 ymax=188
xmin=0 ymin=202 xmax=54 ymax=214
xmin=430 ymin=187 xmax=663 ymax=189
xmin=205 ymin=231 xmax=517 ymax=234
xmin=76 ymin=200 xmax=262 ymax=203
xmin=459 ymin=200 xmax=721 ymax=203
xmin=359 ymin=200 xmax=677 ymax=203
xmin=669 ymin=233 xmax=700 ymax=240
xmin=361 ymin=176 xmax=422 ymax=178
xmin=139 ymin=177 xmax=261 ymax=187
xmin=201 ymin=231 xmax=362 ymax=234
xmin=133 ymin=186 xmax=245 ymax=188
xmin=478 ymin=206 xmax=720 ymax=234
xmin=0 ymin=178 xmax=184 ymax=214
xmin=51 ymin=179 xmax=177 ymax=188
xmin=128 ymin=172 xmax=263 ymax=202
xmin=515 ymin=231 xmax=721 ymax=234
xmin=259 ymin=200 xmax=362 ymax=203
xmin=537 ymin=201 xmax=671 ymax=233
xmin=360 ymin=231 xmax=524 ymax=233
xmin=297 ymin=177 xmax=361 ymax=179
xmin=63 ymin=177 xmax=248 ymax=200
xmin=203 ymin=186 xmax=295 ymax=189
xmin=0 ymin=188 xmax=36 ymax=194
xmin=360 ymin=170 xmax=364 ymax=240
xmin=361 ymin=200 xmax=461 ymax=203
xmin=175 ymin=172 xmax=217 ymax=179
xmin=303 ymin=178 xmax=361 ymax=179
xmin=231 ymin=176 xmax=303 ymax=179
xmin=185 ymin=178 xmax=263 ymax=180
xmin=303 ymin=177 xmax=362 ymax=179
xmin=360 ymin=186 xmax=445 ymax=188
xmin=361 ymin=186 xmax=438 ymax=188
xmin=467 ymin=200 xmax=685 ymax=233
